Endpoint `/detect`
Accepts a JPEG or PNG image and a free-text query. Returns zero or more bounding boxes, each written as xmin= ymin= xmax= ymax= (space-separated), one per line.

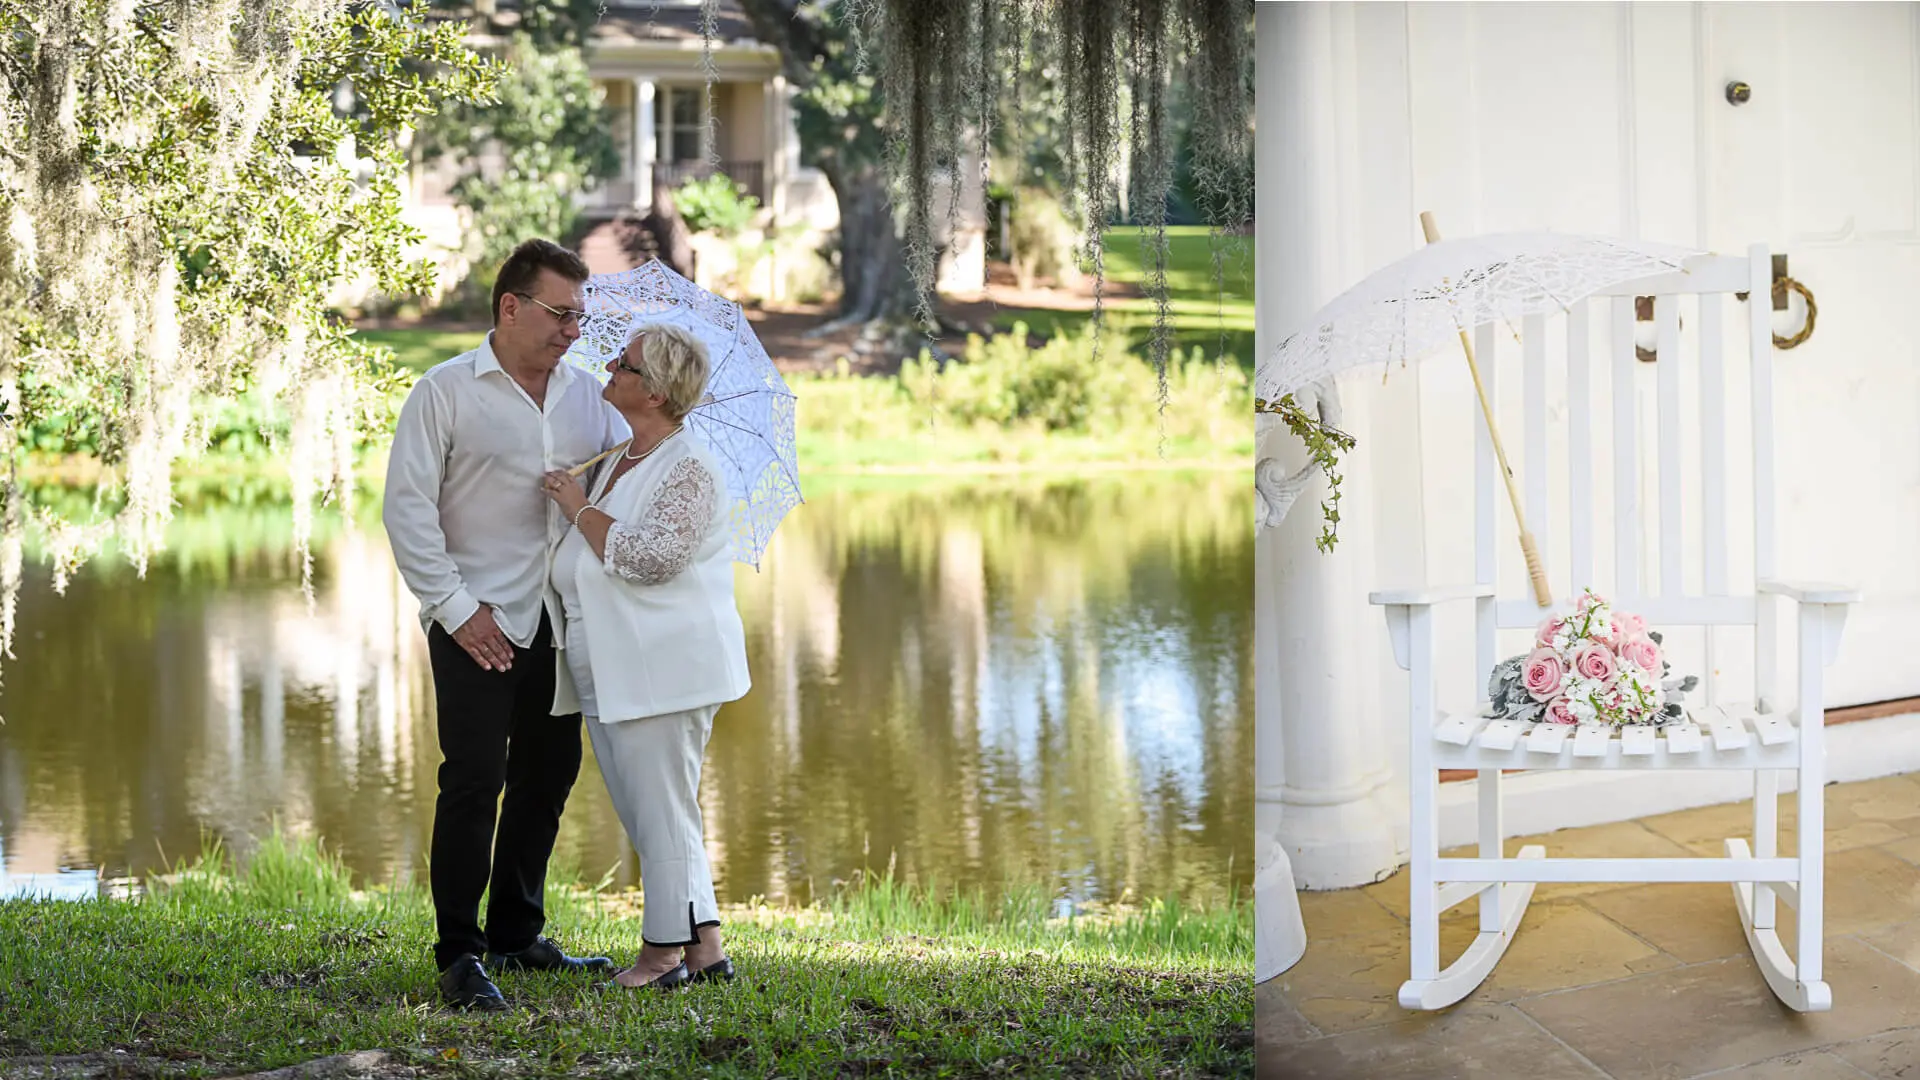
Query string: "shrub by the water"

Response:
xmin=898 ymin=321 xmax=1249 ymax=438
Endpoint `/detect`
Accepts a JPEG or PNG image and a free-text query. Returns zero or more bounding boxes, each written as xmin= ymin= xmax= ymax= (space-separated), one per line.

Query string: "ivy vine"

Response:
xmin=1259 ymin=394 xmax=1355 ymax=553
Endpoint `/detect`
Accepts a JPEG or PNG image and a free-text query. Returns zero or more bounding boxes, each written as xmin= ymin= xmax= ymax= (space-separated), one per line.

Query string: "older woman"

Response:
xmin=539 ymin=322 xmax=749 ymax=990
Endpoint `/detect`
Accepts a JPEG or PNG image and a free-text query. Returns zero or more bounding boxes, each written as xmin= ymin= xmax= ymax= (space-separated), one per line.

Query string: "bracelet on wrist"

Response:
xmin=571 ymin=503 xmax=594 ymax=529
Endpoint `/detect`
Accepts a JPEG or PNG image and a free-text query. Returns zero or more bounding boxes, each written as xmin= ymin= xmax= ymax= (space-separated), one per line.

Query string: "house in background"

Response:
xmin=403 ymin=0 xmax=986 ymax=306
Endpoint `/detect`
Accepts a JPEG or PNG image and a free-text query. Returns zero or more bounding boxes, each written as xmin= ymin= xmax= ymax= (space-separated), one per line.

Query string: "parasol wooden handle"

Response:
xmin=1419 ymin=210 xmax=1553 ymax=608
xmin=567 ymin=440 xmax=631 ymax=478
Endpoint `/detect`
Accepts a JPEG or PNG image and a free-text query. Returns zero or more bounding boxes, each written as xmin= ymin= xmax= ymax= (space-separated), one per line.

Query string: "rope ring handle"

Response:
xmin=1640 ymin=277 xmax=1818 ymax=360
xmin=1771 ymin=276 xmax=1817 ymax=350
xmin=1636 ymin=323 xmax=1677 ymax=364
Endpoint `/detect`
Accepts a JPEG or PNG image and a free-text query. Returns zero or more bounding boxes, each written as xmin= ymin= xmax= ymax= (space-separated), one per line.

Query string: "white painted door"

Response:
xmin=1703 ymin=2 xmax=1920 ymax=708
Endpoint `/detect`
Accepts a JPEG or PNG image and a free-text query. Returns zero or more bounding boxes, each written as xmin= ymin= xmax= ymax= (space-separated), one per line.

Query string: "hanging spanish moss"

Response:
xmin=699 ymin=0 xmax=722 ymax=173
xmin=845 ymin=0 xmax=980 ymax=336
xmin=1126 ymin=0 xmax=1175 ymax=419
xmin=0 ymin=0 xmax=492 ymax=704
xmin=724 ymin=0 xmax=1254 ymax=410
xmin=1055 ymin=0 xmax=1121 ymax=361
xmin=1182 ymin=0 xmax=1254 ymax=363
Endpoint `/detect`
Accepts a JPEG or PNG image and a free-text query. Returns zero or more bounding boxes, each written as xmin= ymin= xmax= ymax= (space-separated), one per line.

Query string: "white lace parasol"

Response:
xmin=565 ymin=259 xmax=801 ymax=569
xmin=1256 ymin=232 xmax=1704 ymax=404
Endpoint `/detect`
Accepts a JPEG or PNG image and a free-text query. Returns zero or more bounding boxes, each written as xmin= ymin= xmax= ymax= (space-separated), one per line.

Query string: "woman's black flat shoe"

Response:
xmin=689 ymin=958 xmax=735 ymax=984
xmin=595 ymin=962 xmax=692 ymax=992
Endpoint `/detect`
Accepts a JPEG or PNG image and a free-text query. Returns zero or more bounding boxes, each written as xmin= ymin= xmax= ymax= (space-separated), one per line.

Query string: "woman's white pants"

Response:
xmin=584 ymin=704 xmax=721 ymax=947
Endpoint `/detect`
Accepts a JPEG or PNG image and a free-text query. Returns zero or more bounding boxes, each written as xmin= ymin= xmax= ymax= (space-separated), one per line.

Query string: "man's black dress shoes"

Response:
xmin=439 ymin=954 xmax=508 ymax=1011
xmin=487 ymin=936 xmax=614 ymax=973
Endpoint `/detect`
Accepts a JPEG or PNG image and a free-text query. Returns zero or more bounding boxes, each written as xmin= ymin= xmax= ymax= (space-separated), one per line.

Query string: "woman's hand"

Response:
xmin=541 ymin=470 xmax=589 ymax=520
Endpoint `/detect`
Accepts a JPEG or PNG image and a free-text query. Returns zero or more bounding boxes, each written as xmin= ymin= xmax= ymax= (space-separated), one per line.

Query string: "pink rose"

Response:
xmin=1573 ymin=643 xmax=1618 ymax=682
xmin=1546 ymin=697 xmax=1578 ymax=725
xmin=1619 ymin=634 xmax=1661 ymax=674
xmin=1605 ymin=617 xmax=1624 ymax=642
xmin=1619 ymin=613 xmax=1647 ymax=638
xmin=1535 ymin=617 xmax=1566 ymax=648
xmin=1523 ymin=648 xmax=1565 ymax=701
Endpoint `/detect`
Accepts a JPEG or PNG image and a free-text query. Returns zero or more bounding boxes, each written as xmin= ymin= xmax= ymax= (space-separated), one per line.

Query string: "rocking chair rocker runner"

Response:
xmin=1372 ymin=244 xmax=1858 ymax=1012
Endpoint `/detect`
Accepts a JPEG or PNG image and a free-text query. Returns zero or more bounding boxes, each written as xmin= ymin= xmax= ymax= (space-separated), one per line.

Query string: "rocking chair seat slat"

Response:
xmin=1436 ymin=712 xmax=1486 ymax=745
xmin=1699 ymin=705 xmax=1754 ymax=752
xmin=1664 ymin=722 xmax=1704 ymax=754
xmin=1751 ymin=710 xmax=1796 ymax=747
xmin=1526 ymin=724 xmax=1573 ymax=754
xmin=1478 ymin=718 xmax=1526 ymax=751
xmin=1572 ymin=724 xmax=1611 ymax=757
xmin=1620 ymin=725 xmax=1658 ymax=755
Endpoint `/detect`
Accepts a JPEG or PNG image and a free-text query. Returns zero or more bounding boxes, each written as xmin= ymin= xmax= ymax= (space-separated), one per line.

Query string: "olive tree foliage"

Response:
xmin=728 ymin=0 xmax=1253 ymax=407
xmin=0 ymin=1 xmax=497 ymax=673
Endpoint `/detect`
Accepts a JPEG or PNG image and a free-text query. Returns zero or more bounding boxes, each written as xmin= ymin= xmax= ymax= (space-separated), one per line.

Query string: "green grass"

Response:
xmin=354 ymin=328 xmax=487 ymax=375
xmin=998 ymin=226 xmax=1256 ymax=371
xmin=0 ymin=830 xmax=1253 ymax=1078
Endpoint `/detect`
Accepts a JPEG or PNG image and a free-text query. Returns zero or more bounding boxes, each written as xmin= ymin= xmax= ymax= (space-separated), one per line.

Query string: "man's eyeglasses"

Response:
xmin=515 ymin=293 xmax=587 ymax=327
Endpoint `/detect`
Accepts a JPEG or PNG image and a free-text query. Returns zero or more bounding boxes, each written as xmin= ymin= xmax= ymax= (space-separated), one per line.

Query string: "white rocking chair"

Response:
xmin=1372 ymin=244 xmax=1858 ymax=1012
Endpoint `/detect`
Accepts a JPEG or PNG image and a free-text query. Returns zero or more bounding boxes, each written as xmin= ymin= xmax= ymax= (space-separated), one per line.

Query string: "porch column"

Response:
xmin=766 ymin=73 xmax=789 ymax=223
xmin=632 ymin=77 xmax=656 ymax=210
xmin=1255 ymin=0 xmax=1400 ymax=962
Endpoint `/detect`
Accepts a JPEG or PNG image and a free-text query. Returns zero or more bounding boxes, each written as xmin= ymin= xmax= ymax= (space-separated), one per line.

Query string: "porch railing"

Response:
xmin=652 ymin=160 xmax=767 ymax=204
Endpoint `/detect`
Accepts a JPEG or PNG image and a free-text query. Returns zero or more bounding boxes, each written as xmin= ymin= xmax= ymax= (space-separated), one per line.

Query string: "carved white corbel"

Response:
xmin=1255 ymin=378 xmax=1342 ymax=531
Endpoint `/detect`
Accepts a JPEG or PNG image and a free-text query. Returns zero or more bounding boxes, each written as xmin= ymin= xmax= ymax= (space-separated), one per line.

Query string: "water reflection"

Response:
xmin=0 ymin=474 xmax=1251 ymax=907
xmin=0 ymin=830 xmax=98 ymax=900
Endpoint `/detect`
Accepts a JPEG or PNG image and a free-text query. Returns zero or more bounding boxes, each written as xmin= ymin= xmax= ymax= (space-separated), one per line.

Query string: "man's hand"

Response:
xmin=452 ymin=606 xmax=515 ymax=672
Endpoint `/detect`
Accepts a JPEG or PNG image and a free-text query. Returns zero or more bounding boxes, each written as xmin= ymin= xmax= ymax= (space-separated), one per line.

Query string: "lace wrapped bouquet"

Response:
xmin=1487 ymin=589 xmax=1698 ymax=727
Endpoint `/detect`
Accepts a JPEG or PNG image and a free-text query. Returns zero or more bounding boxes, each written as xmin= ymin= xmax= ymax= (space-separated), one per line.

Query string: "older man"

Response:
xmin=382 ymin=239 xmax=626 ymax=1010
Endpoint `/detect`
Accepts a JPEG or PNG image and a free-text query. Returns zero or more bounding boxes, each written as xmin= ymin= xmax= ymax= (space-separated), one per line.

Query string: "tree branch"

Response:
xmin=732 ymin=0 xmax=828 ymax=87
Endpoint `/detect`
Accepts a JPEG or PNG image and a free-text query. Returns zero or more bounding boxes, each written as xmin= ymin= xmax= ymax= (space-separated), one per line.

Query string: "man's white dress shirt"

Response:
xmin=383 ymin=333 xmax=629 ymax=648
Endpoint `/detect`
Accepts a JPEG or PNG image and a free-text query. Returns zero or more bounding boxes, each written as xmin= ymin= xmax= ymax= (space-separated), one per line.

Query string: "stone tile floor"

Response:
xmin=1257 ymin=773 xmax=1920 ymax=1079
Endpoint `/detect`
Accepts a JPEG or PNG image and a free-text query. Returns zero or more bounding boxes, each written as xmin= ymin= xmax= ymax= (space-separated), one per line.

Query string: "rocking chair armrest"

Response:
xmin=1369 ymin=584 xmax=1495 ymax=608
xmin=1756 ymin=579 xmax=1861 ymax=606
xmin=1373 ymin=585 xmax=1493 ymax=673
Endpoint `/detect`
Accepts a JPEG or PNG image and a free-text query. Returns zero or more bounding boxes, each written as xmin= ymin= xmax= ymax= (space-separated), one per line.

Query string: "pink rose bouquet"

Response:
xmin=1487 ymin=588 xmax=1697 ymax=727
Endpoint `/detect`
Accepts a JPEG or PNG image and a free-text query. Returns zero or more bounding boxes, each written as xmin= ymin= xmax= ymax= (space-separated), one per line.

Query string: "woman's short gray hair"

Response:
xmin=625 ymin=322 xmax=710 ymax=420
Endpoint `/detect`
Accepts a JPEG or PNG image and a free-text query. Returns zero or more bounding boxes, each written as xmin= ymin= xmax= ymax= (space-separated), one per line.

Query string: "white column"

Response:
xmin=1256 ymin=0 xmax=1401 ymax=927
xmin=633 ymin=77 xmax=656 ymax=210
xmin=766 ymin=74 xmax=789 ymax=224
xmin=1253 ymin=1 xmax=1308 ymax=985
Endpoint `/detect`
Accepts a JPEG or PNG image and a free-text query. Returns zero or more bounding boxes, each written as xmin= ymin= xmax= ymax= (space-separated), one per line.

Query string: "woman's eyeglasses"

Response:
xmin=614 ymin=331 xmax=647 ymax=377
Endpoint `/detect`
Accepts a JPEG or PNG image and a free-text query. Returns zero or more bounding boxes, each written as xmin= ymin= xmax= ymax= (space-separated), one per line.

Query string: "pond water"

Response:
xmin=0 ymin=472 xmax=1252 ymax=909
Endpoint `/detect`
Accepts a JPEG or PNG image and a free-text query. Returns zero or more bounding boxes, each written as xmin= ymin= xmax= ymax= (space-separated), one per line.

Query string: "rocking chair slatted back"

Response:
xmin=1567 ymin=301 xmax=1595 ymax=594
xmin=1473 ymin=248 xmax=1775 ymax=669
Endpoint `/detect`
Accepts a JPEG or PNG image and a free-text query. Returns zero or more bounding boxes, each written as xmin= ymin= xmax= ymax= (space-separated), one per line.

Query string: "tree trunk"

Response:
xmin=823 ymin=162 xmax=914 ymax=324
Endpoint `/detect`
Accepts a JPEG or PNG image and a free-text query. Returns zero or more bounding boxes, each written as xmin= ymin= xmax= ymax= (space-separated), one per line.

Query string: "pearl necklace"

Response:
xmin=622 ymin=424 xmax=683 ymax=463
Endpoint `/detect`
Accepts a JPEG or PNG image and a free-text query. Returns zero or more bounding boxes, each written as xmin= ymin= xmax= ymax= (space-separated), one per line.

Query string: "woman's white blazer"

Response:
xmin=549 ymin=434 xmax=751 ymax=721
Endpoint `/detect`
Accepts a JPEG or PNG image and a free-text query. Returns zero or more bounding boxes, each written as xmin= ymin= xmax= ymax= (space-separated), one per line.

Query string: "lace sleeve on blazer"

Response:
xmin=603 ymin=455 xmax=719 ymax=585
